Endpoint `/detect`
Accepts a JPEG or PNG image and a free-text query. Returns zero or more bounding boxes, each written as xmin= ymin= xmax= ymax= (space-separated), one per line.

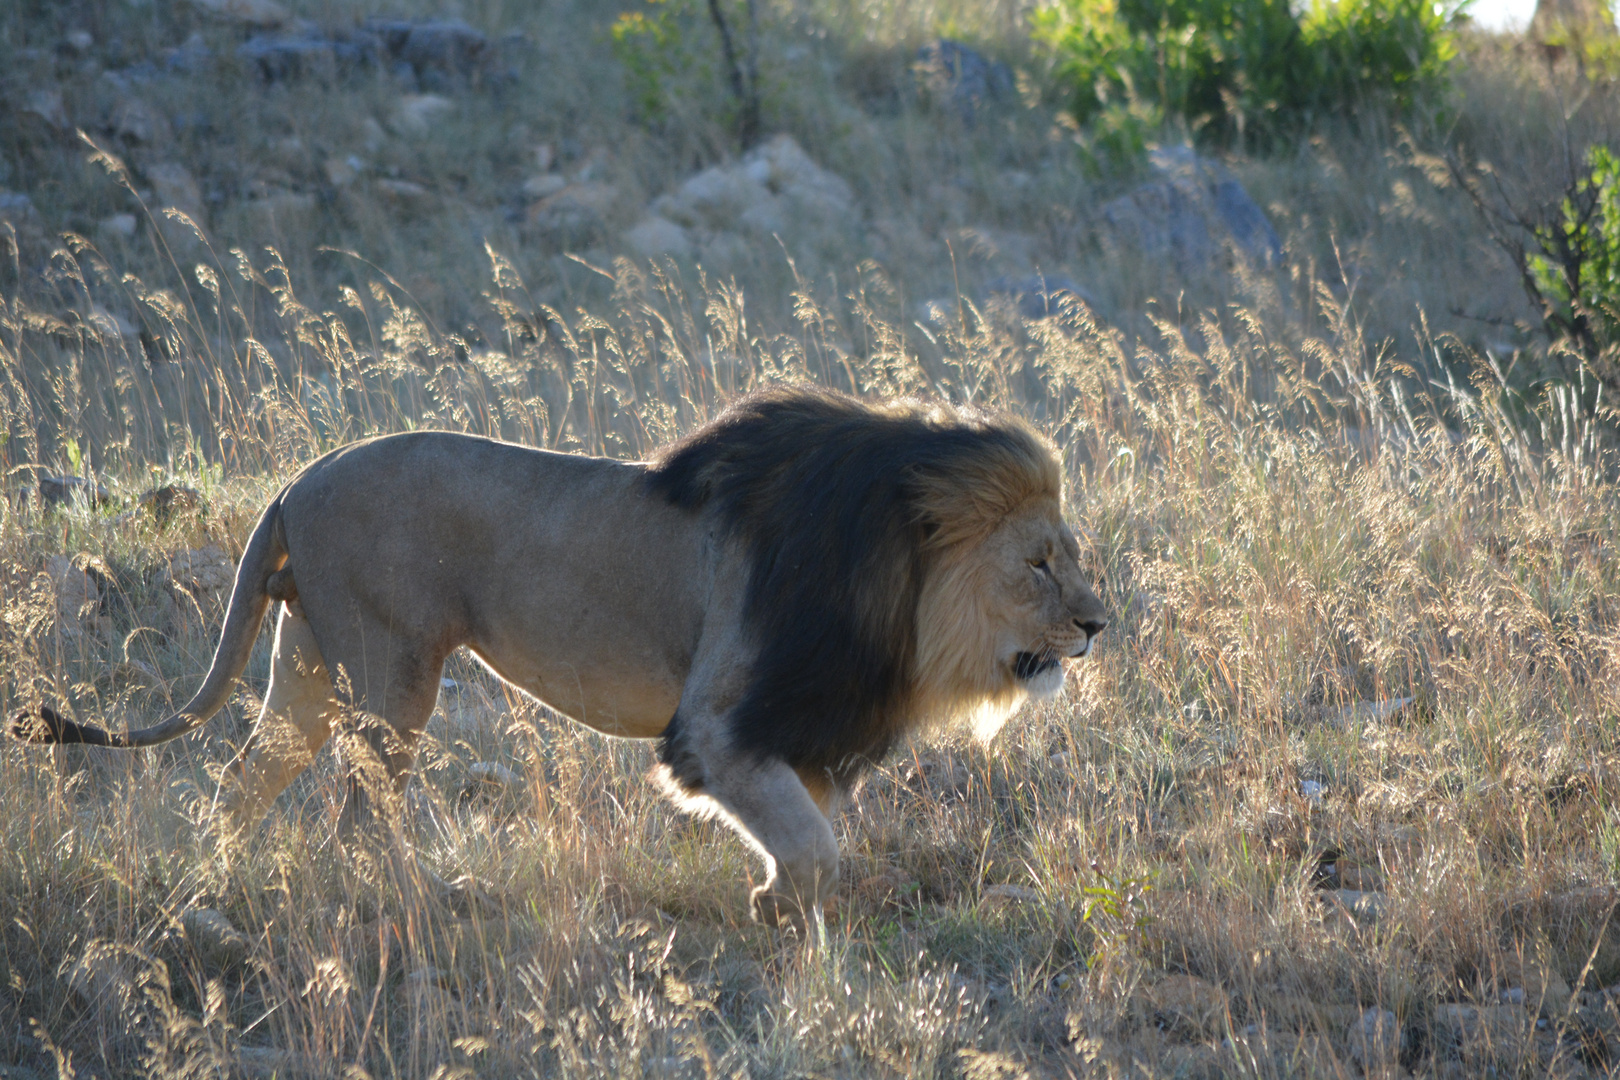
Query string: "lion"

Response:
xmin=11 ymin=386 xmax=1107 ymax=925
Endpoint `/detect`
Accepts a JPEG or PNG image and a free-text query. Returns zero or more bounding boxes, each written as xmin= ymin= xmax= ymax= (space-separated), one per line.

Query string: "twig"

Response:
xmin=706 ymin=0 xmax=761 ymax=149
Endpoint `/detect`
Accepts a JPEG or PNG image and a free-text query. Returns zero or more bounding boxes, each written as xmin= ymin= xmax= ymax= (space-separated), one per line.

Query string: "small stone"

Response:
xmin=375 ymin=178 xmax=432 ymax=203
xmin=63 ymin=30 xmax=95 ymax=54
xmin=323 ymin=155 xmax=362 ymax=187
xmin=525 ymin=181 xmax=618 ymax=242
xmin=405 ymin=965 xmax=450 ymax=987
xmin=237 ymin=32 xmax=340 ymax=83
xmin=1320 ymin=697 xmax=1414 ymax=729
xmin=1098 ymin=146 xmax=1281 ymax=281
xmin=190 ymin=0 xmax=290 ymax=27
xmin=857 ymin=868 xmax=917 ymax=904
xmin=914 ymin=39 xmax=1014 ymax=123
xmin=183 ymin=908 xmax=251 ymax=970
xmin=243 ymin=190 xmax=316 ymax=240
xmin=1144 ymin=974 xmax=1228 ymax=1036
xmin=981 ymin=883 xmax=1040 ymax=909
xmin=1337 ymin=862 xmax=1383 ymax=891
xmin=34 ymin=475 xmax=111 ymax=508
xmin=1498 ymin=952 xmax=1574 ymax=1017
xmin=1347 ymin=1007 xmax=1402 ymax=1070
xmin=1434 ymin=1002 xmax=1529 ymax=1050
xmin=162 ymin=544 xmax=235 ymax=595
xmin=24 ymin=90 xmax=69 ymax=130
xmin=467 ymin=761 xmax=519 ymax=787
xmin=396 ymin=20 xmax=488 ymax=82
xmin=1300 ymin=779 xmax=1326 ymax=805
xmin=67 ymin=941 xmax=164 ymax=1033
xmin=98 ymin=213 xmax=138 ymax=239
xmin=459 ymin=762 xmax=519 ymax=809
xmin=625 ymin=215 xmax=692 ymax=260
xmin=985 ymin=274 xmax=1095 ymax=321
xmin=1324 ymin=889 xmax=1391 ymax=925
xmin=134 ymin=485 xmax=200 ymax=527
xmin=45 ymin=554 xmax=111 ymax=639
xmin=144 ymin=162 xmax=206 ymax=224
xmin=110 ymin=97 xmax=172 ymax=145
xmin=394 ymin=93 xmax=453 ymax=134
xmin=521 ymin=173 xmax=568 ymax=199
xmin=236 ymin=1048 xmax=307 ymax=1080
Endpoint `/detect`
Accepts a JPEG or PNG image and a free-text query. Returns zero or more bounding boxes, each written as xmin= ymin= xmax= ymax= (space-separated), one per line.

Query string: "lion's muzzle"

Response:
xmin=1013 ymin=651 xmax=1061 ymax=680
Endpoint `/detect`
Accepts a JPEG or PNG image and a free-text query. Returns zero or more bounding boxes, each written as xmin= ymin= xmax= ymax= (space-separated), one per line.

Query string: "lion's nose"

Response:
xmin=1076 ymin=618 xmax=1107 ymax=639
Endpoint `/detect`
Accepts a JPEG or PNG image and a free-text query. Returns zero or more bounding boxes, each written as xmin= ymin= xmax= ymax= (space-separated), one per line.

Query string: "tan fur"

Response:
xmin=18 ymin=393 xmax=1107 ymax=927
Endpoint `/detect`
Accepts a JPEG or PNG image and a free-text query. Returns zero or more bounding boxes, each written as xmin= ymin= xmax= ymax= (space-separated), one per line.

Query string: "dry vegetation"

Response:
xmin=5 ymin=1 xmax=1620 ymax=1078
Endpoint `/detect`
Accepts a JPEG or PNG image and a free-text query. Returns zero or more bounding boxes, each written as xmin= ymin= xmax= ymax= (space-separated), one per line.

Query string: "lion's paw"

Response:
xmin=750 ymin=885 xmax=814 ymax=933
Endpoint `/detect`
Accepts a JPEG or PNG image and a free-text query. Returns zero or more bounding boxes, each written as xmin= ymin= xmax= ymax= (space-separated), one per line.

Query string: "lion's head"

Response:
xmin=915 ymin=489 xmax=1108 ymax=739
xmin=647 ymin=386 xmax=1106 ymax=783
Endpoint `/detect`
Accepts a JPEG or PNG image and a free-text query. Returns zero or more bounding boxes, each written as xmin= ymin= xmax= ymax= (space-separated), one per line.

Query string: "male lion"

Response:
xmin=12 ymin=386 xmax=1107 ymax=924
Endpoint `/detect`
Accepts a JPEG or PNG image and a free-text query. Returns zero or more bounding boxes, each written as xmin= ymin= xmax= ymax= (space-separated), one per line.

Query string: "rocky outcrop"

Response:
xmin=914 ymin=40 xmax=1015 ymax=123
xmin=236 ymin=17 xmax=513 ymax=91
xmin=625 ymin=135 xmax=854 ymax=263
xmin=1099 ymin=146 xmax=1282 ymax=280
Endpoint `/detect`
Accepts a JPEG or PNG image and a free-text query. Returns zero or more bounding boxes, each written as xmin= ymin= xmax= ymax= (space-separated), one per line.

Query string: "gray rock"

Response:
xmin=635 ymin=135 xmax=853 ymax=263
xmin=23 ymin=90 xmax=69 ymax=131
xmin=460 ymin=761 xmax=521 ymax=807
xmin=109 ymin=97 xmax=172 ymax=145
xmin=914 ymin=40 xmax=1014 ymax=123
xmin=1433 ymin=1002 xmax=1529 ymax=1050
xmin=237 ymin=30 xmax=341 ymax=83
xmin=362 ymin=18 xmax=491 ymax=90
xmin=189 ymin=0 xmax=290 ymax=28
xmin=985 ymin=273 xmax=1096 ymax=321
xmin=399 ymin=21 xmax=488 ymax=85
xmin=237 ymin=18 xmax=489 ymax=88
xmin=34 ymin=474 xmax=112 ymax=508
xmin=236 ymin=1048 xmax=308 ymax=1080
xmin=1098 ymin=145 xmax=1281 ymax=281
xmin=1347 ymin=1007 xmax=1402 ymax=1069
xmin=182 ymin=908 xmax=251 ymax=971
xmin=626 ymin=214 xmax=693 ymax=260
xmin=1324 ymin=888 xmax=1392 ymax=924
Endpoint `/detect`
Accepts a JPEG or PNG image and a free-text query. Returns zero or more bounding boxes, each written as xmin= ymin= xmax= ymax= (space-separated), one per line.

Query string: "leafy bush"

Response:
xmin=609 ymin=0 xmax=762 ymax=146
xmin=1033 ymin=0 xmax=1458 ymax=142
xmin=1526 ymin=144 xmax=1620 ymax=358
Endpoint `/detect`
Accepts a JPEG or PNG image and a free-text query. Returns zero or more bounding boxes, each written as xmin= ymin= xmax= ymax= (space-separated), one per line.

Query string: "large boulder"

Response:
xmin=237 ymin=17 xmax=496 ymax=90
xmin=627 ymin=135 xmax=854 ymax=263
xmin=985 ymin=273 xmax=1097 ymax=321
xmin=914 ymin=40 xmax=1015 ymax=123
xmin=1099 ymin=145 xmax=1281 ymax=281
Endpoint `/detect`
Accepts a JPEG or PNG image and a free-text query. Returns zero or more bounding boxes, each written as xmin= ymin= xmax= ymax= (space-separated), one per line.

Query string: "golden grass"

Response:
xmin=4 ymin=4 xmax=1620 ymax=1078
xmin=3 ymin=203 xmax=1620 ymax=1078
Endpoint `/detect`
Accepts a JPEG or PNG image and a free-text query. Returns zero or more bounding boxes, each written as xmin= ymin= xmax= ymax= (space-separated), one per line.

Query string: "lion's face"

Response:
xmin=983 ymin=497 xmax=1108 ymax=700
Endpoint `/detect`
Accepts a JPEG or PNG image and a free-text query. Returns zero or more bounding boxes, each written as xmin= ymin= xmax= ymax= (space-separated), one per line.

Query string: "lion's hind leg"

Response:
xmin=217 ymin=602 xmax=341 ymax=829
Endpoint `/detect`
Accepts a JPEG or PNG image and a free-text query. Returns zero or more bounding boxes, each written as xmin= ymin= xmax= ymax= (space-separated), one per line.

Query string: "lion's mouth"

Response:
xmin=1013 ymin=652 xmax=1061 ymax=681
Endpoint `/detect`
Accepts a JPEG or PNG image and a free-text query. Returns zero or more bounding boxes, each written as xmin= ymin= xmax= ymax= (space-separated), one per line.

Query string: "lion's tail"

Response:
xmin=10 ymin=494 xmax=290 ymax=749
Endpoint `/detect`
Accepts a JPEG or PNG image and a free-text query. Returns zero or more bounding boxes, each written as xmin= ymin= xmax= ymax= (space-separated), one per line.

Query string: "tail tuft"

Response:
xmin=9 ymin=706 xmax=103 ymax=745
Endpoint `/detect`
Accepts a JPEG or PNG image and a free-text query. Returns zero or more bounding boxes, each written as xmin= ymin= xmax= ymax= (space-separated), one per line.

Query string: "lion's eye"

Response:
xmin=1029 ymin=558 xmax=1049 ymax=573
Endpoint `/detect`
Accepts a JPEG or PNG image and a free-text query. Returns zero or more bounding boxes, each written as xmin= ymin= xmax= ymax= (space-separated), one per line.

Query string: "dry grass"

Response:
xmin=4 ymin=3 xmax=1620 ymax=1079
xmin=4 ymin=214 xmax=1620 ymax=1078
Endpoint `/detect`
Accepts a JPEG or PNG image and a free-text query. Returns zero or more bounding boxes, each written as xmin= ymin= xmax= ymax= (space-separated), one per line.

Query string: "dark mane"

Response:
xmin=645 ymin=385 xmax=1056 ymax=783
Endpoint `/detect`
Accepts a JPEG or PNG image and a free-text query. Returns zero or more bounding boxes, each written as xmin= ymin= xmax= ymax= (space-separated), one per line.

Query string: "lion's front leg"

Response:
xmin=657 ymin=739 xmax=839 ymax=928
xmin=720 ymin=759 xmax=839 ymax=928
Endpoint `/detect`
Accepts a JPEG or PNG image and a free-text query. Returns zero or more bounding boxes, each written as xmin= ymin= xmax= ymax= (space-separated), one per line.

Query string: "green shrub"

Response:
xmin=1033 ymin=0 xmax=1458 ymax=143
xmin=1527 ymin=145 xmax=1620 ymax=364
